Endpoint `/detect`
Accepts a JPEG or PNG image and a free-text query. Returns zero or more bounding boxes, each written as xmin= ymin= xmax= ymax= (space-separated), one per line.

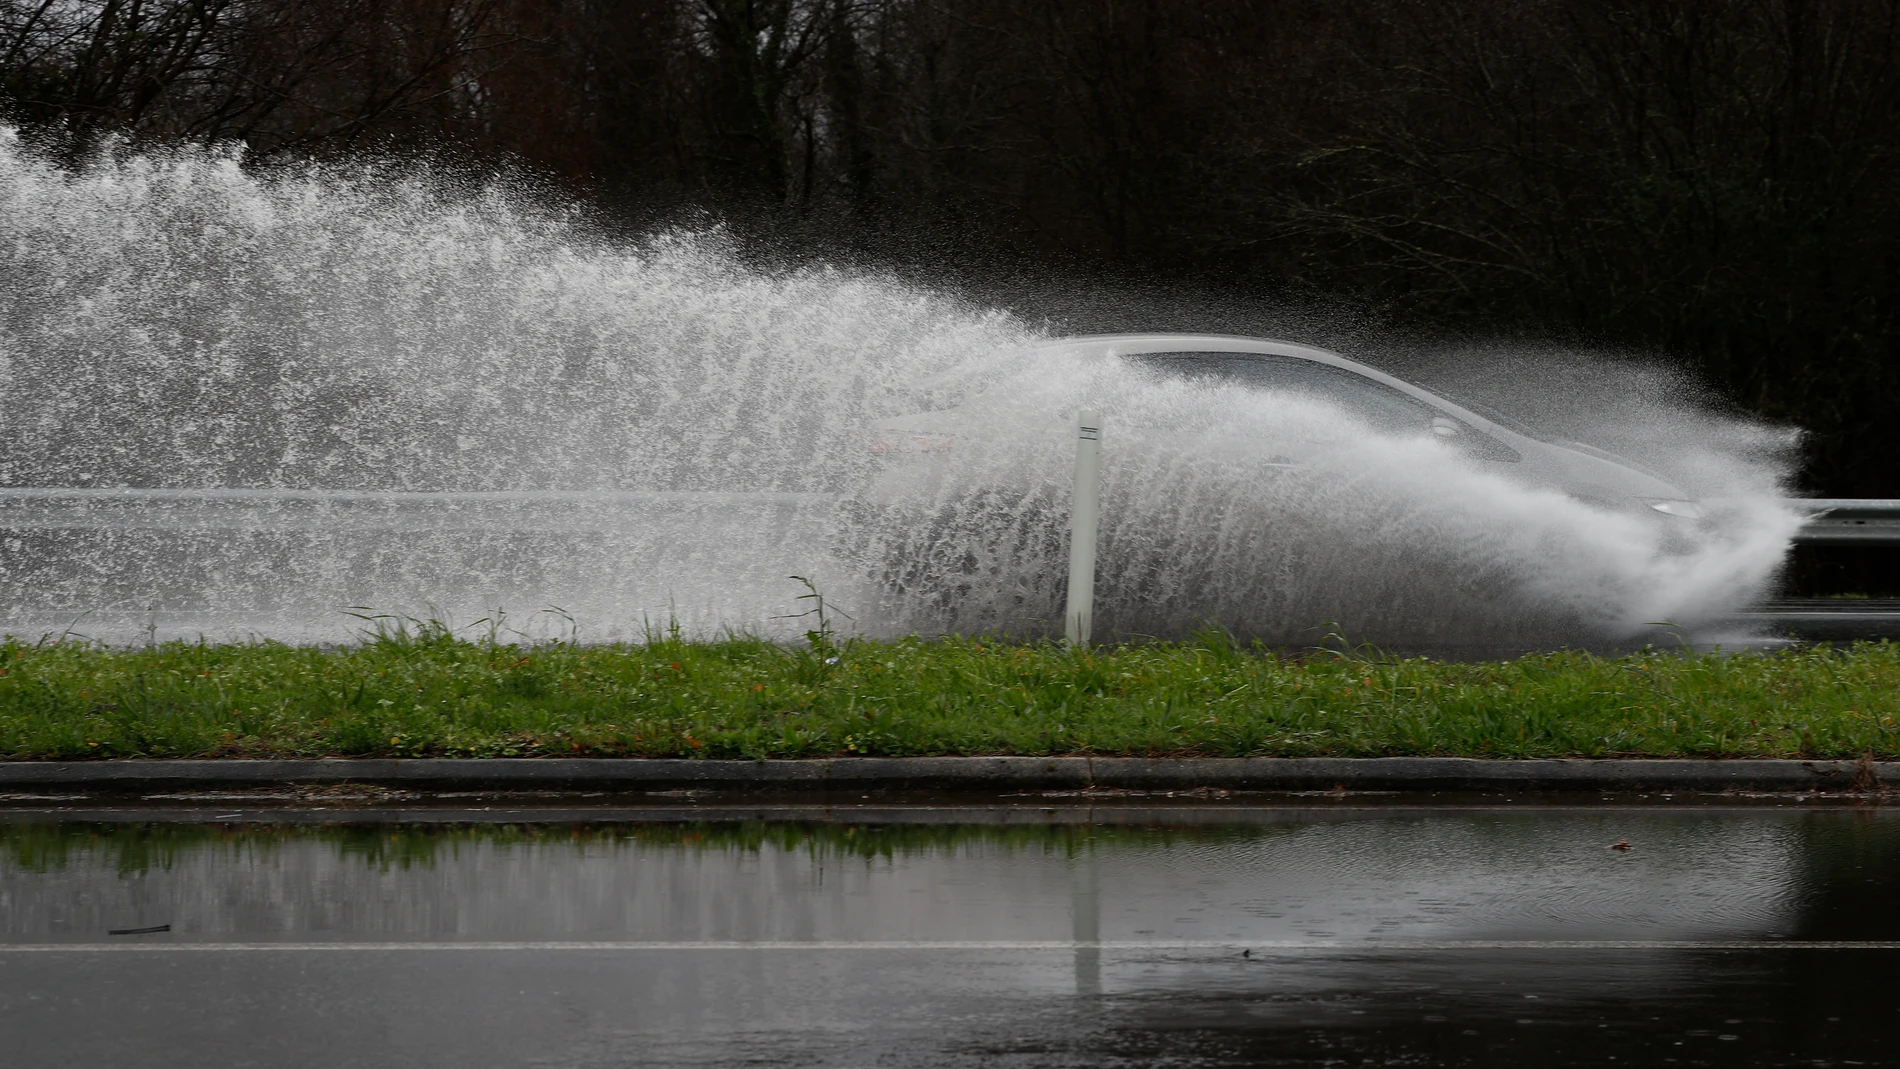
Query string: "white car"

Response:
xmin=847 ymin=334 xmax=1707 ymax=639
xmin=866 ymin=333 xmax=1700 ymax=515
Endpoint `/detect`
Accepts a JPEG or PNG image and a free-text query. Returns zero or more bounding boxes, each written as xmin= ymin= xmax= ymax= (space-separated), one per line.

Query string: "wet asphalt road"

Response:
xmin=3 ymin=802 xmax=1898 ymax=1067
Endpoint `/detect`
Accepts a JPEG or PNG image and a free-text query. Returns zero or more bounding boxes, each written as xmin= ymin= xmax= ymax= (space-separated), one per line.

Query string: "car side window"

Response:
xmin=1125 ymin=351 xmax=1521 ymax=461
xmin=1127 ymin=352 xmax=1435 ymax=434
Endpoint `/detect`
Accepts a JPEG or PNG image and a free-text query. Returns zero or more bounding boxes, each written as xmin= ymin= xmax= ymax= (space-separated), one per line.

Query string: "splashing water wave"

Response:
xmin=0 ymin=132 xmax=1800 ymax=649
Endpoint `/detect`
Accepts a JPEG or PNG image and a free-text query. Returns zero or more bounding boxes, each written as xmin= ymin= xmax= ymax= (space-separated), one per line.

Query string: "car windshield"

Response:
xmin=1124 ymin=351 xmax=1439 ymax=436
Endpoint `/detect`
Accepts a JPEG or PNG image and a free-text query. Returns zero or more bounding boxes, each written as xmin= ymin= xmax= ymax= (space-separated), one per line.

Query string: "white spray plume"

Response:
xmin=0 ymin=133 xmax=1800 ymax=650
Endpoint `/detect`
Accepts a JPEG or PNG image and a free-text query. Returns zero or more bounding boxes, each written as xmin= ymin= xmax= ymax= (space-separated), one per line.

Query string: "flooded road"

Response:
xmin=2 ymin=802 xmax=1897 ymax=1067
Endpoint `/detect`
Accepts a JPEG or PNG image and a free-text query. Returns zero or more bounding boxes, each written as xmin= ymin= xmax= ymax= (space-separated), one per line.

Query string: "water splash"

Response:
xmin=0 ymin=132 xmax=1800 ymax=649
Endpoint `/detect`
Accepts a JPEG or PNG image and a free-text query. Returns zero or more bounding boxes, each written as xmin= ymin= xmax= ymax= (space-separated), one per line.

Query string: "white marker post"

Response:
xmin=1064 ymin=409 xmax=1104 ymax=646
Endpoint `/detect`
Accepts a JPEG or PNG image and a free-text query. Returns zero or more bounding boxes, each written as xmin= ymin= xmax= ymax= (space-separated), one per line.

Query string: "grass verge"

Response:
xmin=2 ymin=627 xmax=1898 ymax=760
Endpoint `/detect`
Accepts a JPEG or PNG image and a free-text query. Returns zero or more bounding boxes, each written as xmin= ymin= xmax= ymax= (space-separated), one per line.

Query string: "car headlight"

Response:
xmin=1644 ymin=499 xmax=1703 ymax=520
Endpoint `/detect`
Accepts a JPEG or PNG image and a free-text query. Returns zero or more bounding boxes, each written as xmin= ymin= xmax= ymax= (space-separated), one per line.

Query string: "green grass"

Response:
xmin=2 ymin=624 xmax=1898 ymax=760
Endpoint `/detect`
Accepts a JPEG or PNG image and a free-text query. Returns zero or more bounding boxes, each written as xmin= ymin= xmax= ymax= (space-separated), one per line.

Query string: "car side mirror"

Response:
xmin=1431 ymin=416 xmax=1521 ymax=462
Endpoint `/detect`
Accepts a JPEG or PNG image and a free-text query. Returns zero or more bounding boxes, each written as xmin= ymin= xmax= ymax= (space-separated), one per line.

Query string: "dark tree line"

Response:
xmin=6 ymin=0 xmax=1900 ymax=510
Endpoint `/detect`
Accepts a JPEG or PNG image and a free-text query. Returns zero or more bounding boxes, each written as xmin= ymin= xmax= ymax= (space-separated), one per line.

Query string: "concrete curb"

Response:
xmin=0 ymin=757 xmax=1888 ymax=794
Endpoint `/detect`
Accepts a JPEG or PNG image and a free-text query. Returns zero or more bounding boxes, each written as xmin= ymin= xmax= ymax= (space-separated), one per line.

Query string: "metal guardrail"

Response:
xmin=0 ymin=488 xmax=830 ymax=533
xmin=0 ymin=489 xmax=825 ymax=504
xmin=0 ymin=488 xmax=1894 ymax=543
xmin=1787 ymin=499 xmax=1900 ymax=546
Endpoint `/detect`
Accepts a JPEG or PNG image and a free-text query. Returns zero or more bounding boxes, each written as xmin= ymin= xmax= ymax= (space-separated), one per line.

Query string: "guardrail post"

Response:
xmin=1064 ymin=409 xmax=1104 ymax=646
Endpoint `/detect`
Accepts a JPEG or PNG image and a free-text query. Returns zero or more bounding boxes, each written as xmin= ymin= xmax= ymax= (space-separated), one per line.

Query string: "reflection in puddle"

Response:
xmin=2 ymin=807 xmax=1898 ymax=1067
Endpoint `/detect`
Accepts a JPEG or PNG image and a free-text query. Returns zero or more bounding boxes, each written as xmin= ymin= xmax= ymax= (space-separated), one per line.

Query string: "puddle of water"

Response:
xmin=2 ymin=807 xmax=1897 ymax=1067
